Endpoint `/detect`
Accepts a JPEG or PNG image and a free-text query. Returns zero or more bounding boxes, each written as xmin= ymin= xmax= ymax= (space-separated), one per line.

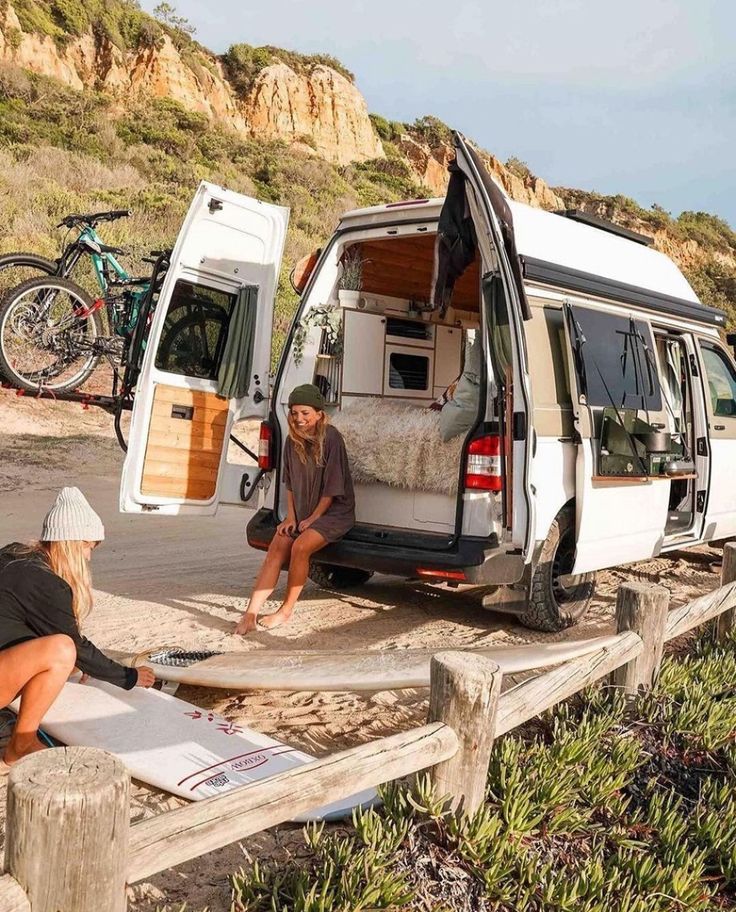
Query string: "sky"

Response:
xmin=141 ymin=0 xmax=735 ymax=226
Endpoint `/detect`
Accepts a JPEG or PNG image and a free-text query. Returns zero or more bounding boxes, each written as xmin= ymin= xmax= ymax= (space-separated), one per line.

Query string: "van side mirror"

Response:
xmin=289 ymin=248 xmax=322 ymax=295
xmin=727 ymin=333 xmax=736 ymax=360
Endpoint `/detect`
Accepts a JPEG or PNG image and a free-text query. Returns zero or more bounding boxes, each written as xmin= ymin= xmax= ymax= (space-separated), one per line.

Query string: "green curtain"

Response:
xmin=217 ymin=284 xmax=258 ymax=399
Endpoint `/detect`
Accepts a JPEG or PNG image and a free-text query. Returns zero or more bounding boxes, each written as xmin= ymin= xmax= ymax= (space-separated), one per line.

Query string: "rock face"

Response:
xmin=399 ymin=133 xmax=564 ymax=211
xmin=244 ymin=64 xmax=383 ymax=165
xmin=0 ymin=3 xmax=382 ymax=164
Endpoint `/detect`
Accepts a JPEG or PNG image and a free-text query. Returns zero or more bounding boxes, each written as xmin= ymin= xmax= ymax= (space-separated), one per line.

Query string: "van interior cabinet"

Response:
xmin=341 ymin=310 xmax=384 ymax=395
xmin=434 ymin=325 xmax=463 ymax=395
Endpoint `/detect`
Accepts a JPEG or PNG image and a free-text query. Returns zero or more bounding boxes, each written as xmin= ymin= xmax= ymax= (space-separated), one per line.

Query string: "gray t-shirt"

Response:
xmin=283 ymin=425 xmax=355 ymax=543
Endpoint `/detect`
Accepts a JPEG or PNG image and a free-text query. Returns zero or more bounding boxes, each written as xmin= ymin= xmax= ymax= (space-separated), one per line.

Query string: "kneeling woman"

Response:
xmin=0 ymin=487 xmax=154 ymax=765
xmin=237 ymin=384 xmax=355 ymax=634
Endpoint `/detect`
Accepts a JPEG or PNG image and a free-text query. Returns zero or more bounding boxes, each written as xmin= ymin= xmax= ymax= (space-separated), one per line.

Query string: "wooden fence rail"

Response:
xmin=4 ymin=543 xmax=736 ymax=911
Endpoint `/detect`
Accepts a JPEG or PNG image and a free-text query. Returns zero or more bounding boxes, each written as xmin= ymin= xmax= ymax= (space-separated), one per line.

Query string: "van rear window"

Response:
xmin=154 ymin=280 xmax=236 ymax=380
xmin=567 ymin=305 xmax=662 ymax=411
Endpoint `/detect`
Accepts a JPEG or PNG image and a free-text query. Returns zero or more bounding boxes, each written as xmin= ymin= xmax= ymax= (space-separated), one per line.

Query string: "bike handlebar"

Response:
xmin=57 ymin=209 xmax=132 ymax=229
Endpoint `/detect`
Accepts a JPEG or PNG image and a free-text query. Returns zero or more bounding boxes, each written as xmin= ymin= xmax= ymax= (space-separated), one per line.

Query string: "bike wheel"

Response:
xmin=0 ymin=253 xmax=58 ymax=302
xmin=0 ymin=276 xmax=102 ymax=392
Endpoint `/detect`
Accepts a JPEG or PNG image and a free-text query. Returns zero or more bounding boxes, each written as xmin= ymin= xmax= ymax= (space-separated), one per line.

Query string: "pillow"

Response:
xmin=439 ymin=332 xmax=481 ymax=441
xmin=439 ymin=372 xmax=480 ymax=441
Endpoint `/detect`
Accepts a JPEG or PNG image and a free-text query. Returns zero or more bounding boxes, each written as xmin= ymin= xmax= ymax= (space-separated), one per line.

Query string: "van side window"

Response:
xmin=154 ymin=280 xmax=236 ymax=380
xmin=701 ymin=344 xmax=736 ymax=417
xmin=567 ymin=305 xmax=662 ymax=411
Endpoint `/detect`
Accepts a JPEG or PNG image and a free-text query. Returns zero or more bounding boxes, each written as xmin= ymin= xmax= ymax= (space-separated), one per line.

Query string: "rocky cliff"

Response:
xmin=0 ymin=1 xmax=382 ymax=165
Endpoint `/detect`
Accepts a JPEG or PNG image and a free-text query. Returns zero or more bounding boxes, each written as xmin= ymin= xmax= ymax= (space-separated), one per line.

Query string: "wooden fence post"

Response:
xmin=427 ymin=651 xmax=501 ymax=815
xmin=611 ymin=582 xmax=669 ymax=695
xmin=716 ymin=542 xmax=736 ymax=642
xmin=4 ymin=746 xmax=130 ymax=912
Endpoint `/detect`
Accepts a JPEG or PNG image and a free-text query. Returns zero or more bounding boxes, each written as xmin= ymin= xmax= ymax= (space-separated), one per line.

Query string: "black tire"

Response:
xmin=519 ymin=505 xmax=596 ymax=632
xmin=0 ymin=275 xmax=102 ymax=392
xmin=0 ymin=253 xmax=58 ymax=303
xmin=309 ymin=563 xmax=375 ymax=590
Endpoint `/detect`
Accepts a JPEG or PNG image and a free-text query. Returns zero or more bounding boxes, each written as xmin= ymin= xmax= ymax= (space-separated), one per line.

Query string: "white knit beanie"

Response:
xmin=41 ymin=487 xmax=105 ymax=542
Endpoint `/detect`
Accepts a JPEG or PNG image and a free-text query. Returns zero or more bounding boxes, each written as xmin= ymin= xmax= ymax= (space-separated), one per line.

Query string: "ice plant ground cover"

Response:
xmin=203 ymin=631 xmax=736 ymax=912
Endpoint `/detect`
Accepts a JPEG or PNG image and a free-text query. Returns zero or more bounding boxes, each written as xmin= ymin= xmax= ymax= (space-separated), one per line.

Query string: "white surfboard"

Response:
xmin=119 ymin=635 xmax=621 ymax=692
xmin=11 ymin=680 xmax=376 ymax=819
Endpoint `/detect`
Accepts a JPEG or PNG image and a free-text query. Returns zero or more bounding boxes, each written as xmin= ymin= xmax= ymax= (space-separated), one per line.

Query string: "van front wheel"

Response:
xmin=309 ymin=563 xmax=374 ymax=591
xmin=520 ymin=506 xmax=596 ymax=632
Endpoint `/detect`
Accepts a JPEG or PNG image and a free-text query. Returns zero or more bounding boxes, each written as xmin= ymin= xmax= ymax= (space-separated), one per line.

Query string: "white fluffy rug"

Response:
xmin=331 ymin=398 xmax=465 ymax=496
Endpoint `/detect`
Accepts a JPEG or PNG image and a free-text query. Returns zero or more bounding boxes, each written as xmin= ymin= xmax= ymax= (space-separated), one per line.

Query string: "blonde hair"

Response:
xmin=19 ymin=540 xmax=94 ymax=622
xmin=287 ymin=408 xmax=329 ymax=467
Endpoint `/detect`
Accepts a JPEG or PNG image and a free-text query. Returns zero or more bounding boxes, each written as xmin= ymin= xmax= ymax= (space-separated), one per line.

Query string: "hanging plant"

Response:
xmin=293 ymin=304 xmax=343 ymax=367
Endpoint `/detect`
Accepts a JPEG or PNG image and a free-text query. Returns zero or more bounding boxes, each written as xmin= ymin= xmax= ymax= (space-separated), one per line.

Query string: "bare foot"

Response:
xmin=258 ymin=608 xmax=293 ymax=630
xmin=235 ymin=612 xmax=258 ymax=635
xmin=3 ymin=735 xmax=47 ymax=766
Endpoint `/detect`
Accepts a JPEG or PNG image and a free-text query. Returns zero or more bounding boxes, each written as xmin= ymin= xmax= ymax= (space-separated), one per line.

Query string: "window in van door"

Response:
xmin=701 ymin=344 xmax=736 ymax=417
xmin=567 ymin=305 xmax=662 ymax=411
xmin=154 ymin=280 xmax=236 ymax=380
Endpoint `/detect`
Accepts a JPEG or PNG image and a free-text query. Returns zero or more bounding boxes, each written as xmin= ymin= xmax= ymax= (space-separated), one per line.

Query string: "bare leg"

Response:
xmin=260 ymin=529 xmax=328 ymax=630
xmin=0 ymin=635 xmax=77 ymax=765
xmin=235 ymin=534 xmax=294 ymax=635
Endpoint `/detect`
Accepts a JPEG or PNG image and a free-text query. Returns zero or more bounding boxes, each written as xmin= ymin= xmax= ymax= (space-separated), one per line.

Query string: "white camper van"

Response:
xmin=120 ymin=134 xmax=736 ymax=631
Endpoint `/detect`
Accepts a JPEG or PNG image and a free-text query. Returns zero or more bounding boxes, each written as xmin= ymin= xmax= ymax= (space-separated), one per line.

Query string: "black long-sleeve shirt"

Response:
xmin=0 ymin=542 xmax=136 ymax=690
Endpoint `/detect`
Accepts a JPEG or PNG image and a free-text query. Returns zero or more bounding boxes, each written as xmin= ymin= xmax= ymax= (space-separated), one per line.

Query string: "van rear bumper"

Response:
xmin=245 ymin=509 xmax=525 ymax=585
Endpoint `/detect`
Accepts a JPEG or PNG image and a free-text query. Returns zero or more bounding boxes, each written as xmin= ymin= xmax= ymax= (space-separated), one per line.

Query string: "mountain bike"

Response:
xmin=0 ymin=209 xmax=132 ymax=303
xmin=0 ymin=238 xmax=169 ymax=393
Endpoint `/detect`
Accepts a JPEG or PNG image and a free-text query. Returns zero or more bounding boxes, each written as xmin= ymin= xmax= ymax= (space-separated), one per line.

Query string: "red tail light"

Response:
xmin=258 ymin=422 xmax=273 ymax=470
xmin=464 ymin=434 xmax=502 ymax=491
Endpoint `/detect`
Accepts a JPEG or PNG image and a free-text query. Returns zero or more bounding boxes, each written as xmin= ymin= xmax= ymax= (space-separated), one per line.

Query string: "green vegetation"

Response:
xmin=228 ymin=631 xmax=736 ymax=911
xmin=369 ymin=113 xmax=405 ymax=143
xmin=407 ymin=114 xmax=454 ymax=148
xmin=8 ymin=0 xmax=163 ymax=50
xmin=221 ymin=42 xmax=354 ymax=97
xmin=506 ymin=156 xmax=533 ymax=181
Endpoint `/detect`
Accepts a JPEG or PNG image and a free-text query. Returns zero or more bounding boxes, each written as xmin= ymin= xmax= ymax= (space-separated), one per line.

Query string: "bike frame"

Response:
xmin=58 ymin=226 xmax=131 ymax=293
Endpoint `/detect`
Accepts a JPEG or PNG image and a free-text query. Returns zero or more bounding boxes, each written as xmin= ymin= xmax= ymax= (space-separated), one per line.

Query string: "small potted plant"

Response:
xmin=337 ymin=247 xmax=363 ymax=308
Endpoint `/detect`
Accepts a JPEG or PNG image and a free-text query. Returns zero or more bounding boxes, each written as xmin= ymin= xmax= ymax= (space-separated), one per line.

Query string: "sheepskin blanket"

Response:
xmin=331 ymin=398 xmax=465 ymax=496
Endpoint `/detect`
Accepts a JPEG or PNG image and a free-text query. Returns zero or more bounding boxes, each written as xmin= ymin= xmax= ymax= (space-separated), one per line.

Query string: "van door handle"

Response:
xmin=714 ymin=424 xmax=726 ymax=431
xmin=650 ymin=422 xmax=665 ymax=429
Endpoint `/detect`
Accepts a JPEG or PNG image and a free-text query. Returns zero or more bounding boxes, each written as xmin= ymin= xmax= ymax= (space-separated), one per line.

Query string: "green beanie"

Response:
xmin=288 ymin=383 xmax=325 ymax=410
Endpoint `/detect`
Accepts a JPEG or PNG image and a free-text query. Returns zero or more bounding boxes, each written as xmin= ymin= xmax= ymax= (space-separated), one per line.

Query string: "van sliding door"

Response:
xmin=699 ymin=340 xmax=736 ymax=539
xmin=560 ymin=302 xmax=671 ymax=574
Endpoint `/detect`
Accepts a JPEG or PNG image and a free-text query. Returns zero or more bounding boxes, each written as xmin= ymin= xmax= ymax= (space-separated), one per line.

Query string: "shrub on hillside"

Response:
xmin=222 ymin=42 xmax=354 ymax=98
xmin=408 ymin=115 xmax=454 ymax=148
xmin=369 ymin=114 xmax=404 ymax=143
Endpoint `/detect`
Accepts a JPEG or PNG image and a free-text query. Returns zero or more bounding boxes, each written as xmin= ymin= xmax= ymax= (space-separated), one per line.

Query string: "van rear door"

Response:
xmin=120 ymin=182 xmax=288 ymax=515
xmin=560 ymin=302 xmax=671 ymax=572
xmin=453 ymin=134 xmax=535 ymax=560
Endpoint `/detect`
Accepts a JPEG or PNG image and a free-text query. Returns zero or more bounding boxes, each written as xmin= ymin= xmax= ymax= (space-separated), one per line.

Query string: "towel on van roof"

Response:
xmin=331 ymin=399 xmax=465 ymax=496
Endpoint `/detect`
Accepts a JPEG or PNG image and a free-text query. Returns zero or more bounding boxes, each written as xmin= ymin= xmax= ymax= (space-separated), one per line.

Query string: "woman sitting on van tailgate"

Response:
xmin=236 ymin=384 xmax=355 ymax=634
xmin=0 ymin=487 xmax=155 ymax=766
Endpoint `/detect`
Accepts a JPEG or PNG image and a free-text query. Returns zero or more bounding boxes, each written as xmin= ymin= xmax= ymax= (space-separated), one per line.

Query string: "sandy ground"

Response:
xmin=0 ymin=390 xmax=725 ymax=910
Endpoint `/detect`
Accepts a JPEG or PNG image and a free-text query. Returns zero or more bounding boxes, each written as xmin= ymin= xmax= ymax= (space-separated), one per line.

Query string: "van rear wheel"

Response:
xmin=309 ymin=563 xmax=374 ymax=591
xmin=520 ymin=505 xmax=596 ymax=632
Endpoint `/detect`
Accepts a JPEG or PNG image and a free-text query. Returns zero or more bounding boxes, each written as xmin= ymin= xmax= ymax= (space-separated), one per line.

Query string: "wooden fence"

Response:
xmin=3 ymin=543 xmax=736 ymax=912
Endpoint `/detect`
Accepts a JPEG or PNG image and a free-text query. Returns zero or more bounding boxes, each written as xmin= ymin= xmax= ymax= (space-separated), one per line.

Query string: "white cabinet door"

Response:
xmin=434 ymin=325 xmax=462 ymax=389
xmin=341 ymin=310 xmax=385 ymax=396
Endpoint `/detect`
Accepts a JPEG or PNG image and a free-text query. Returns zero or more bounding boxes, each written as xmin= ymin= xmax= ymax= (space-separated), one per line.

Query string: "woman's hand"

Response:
xmin=135 ymin=666 xmax=156 ymax=688
xmin=298 ymin=516 xmax=315 ymax=532
xmin=277 ymin=517 xmax=297 ymax=536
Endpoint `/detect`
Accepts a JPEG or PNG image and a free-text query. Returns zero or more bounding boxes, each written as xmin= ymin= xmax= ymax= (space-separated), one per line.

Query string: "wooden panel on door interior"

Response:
xmin=141 ymin=385 xmax=228 ymax=500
